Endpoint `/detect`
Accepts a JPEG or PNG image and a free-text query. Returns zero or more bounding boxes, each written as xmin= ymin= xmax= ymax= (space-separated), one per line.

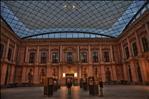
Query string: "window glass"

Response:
xmin=29 ymin=52 xmax=35 ymax=64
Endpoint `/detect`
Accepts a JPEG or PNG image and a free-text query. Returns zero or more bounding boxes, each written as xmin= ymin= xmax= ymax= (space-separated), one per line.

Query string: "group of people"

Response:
xmin=80 ymin=77 xmax=104 ymax=97
xmin=43 ymin=77 xmax=60 ymax=97
xmin=42 ymin=77 xmax=103 ymax=97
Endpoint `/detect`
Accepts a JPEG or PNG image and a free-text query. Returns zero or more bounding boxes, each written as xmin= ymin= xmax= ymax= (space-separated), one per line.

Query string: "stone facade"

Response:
xmin=0 ymin=11 xmax=149 ymax=86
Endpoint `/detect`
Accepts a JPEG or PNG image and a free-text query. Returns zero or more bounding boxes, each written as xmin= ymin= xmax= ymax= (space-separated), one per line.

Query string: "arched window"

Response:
xmin=124 ymin=46 xmax=129 ymax=59
xmin=141 ymin=36 xmax=149 ymax=52
xmin=52 ymin=52 xmax=59 ymax=63
xmin=132 ymin=42 xmax=138 ymax=56
xmin=80 ymin=52 xmax=87 ymax=63
xmin=67 ymin=52 xmax=73 ymax=64
xmin=103 ymin=51 xmax=110 ymax=62
xmin=92 ymin=51 xmax=98 ymax=63
xmin=29 ymin=52 xmax=35 ymax=64
xmin=7 ymin=48 xmax=12 ymax=61
xmin=40 ymin=51 xmax=47 ymax=64
xmin=0 ymin=44 xmax=4 ymax=59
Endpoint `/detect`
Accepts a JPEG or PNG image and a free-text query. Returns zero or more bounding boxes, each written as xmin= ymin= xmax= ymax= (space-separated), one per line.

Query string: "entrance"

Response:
xmin=65 ymin=73 xmax=78 ymax=85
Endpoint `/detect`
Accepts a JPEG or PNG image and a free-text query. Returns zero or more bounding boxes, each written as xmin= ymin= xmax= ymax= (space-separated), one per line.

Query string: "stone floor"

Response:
xmin=1 ymin=85 xmax=149 ymax=99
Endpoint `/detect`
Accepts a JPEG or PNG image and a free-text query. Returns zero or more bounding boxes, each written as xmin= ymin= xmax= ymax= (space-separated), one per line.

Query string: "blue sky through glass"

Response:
xmin=1 ymin=1 xmax=147 ymax=38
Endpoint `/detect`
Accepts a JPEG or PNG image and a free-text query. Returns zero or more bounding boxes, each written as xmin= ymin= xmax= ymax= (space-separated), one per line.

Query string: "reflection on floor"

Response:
xmin=1 ymin=85 xmax=149 ymax=99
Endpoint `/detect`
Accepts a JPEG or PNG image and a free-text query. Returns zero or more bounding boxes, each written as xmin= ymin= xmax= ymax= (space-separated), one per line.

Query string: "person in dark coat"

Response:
xmin=47 ymin=77 xmax=54 ymax=97
xmin=88 ymin=77 xmax=94 ymax=96
xmin=94 ymin=78 xmax=99 ymax=96
xmin=43 ymin=77 xmax=48 ymax=96
xmin=28 ymin=69 xmax=33 ymax=86
xmin=80 ymin=78 xmax=83 ymax=88
xmin=66 ymin=78 xmax=72 ymax=95
xmin=83 ymin=78 xmax=88 ymax=91
xmin=99 ymin=80 xmax=104 ymax=97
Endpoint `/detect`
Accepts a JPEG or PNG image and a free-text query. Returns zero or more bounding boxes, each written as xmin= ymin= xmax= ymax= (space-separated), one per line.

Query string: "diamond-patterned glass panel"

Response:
xmin=1 ymin=0 xmax=147 ymax=38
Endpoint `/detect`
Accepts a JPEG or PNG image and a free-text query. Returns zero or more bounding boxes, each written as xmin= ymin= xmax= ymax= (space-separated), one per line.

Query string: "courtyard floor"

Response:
xmin=1 ymin=85 xmax=149 ymax=99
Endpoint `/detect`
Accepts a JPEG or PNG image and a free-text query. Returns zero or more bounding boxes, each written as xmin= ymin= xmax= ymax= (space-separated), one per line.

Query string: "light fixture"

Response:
xmin=74 ymin=73 xmax=77 ymax=77
xmin=63 ymin=1 xmax=77 ymax=11
xmin=63 ymin=73 xmax=66 ymax=78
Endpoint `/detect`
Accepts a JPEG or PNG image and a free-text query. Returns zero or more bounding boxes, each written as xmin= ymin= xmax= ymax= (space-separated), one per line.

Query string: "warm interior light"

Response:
xmin=74 ymin=73 xmax=77 ymax=77
xmin=63 ymin=73 xmax=66 ymax=78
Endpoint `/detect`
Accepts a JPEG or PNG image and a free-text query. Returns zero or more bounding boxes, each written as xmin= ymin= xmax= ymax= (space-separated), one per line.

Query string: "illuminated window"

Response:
xmin=92 ymin=51 xmax=98 ymax=63
xmin=141 ymin=36 xmax=149 ymax=52
xmin=52 ymin=52 xmax=59 ymax=63
xmin=29 ymin=52 xmax=35 ymax=64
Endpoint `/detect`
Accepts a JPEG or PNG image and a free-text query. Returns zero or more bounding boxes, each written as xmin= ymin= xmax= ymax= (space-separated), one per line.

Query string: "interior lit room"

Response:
xmin=1 ymin=1 xmax=149 ymax=99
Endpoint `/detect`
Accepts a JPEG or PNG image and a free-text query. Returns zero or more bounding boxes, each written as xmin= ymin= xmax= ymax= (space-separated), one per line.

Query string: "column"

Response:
xmin=33 ymin=67 xmax=39 ymax=84
xmin=13 ymin=44 xmax=17 ymax=62
xmin=47 ymin=67 xmax=51 ymax=77
xmin=145 ymin=23 xmax=149 ymax=37
xmin=99 ymin=46 xmax=103 ymax=63
xmin=9 ymin=65 xmax=15 ymax=83
xmin=101 ymin=65 xmax=105 ymax=82
xmin=135 ymin=32 xmax=141 ymax=55
xmin=59 ymin=45 xmax=63 ymax=79
xmin=112 ymin=65 xmax=117 ymax=80
xmin=0 ymin=64 xmax=7 ymax=85
xmin=110 ymin=45 xmax=114 ymax=62
xmin=139 ymin=58 xmax=149 ymax=83
xmin=21 ymin=67 xmax=27 ymax=83
xmin=88 ymin=45 xmax=91 ymax=64
xmin=127 ymin=38 xmax=132 ymax=58
xmin=123 ymin=64 xmax=128 ymax=80
xmin=47 ymin=46 xmax=51 ymax=77
xmin=88 ymin=45 xmax=92 ymax=76
xmin=77 ymin=46 xmax=80 ymax=62
xmin=79 ymin=66 xmax=81 ymax=78
xmin=5 ymin=39 xmax=10 ymax=61
xmin=25 ymin=47 xmax=28 ymax=63
xmin=130 ymin=61 xmax=137 ymax=82
xmin=121 ymin=43 xmax=125 ymax=60
xmin=77 ymin=46 xmax=81 ymax=78
xmin=36 ymin=46 xmax=39 ymax=65
xmin=59 ymin=45 xmax=64 ymax=62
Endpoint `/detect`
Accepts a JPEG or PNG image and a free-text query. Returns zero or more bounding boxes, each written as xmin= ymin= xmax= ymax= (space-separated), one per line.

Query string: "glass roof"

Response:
xmin=1 ymin=0 xmax=148 ymax=39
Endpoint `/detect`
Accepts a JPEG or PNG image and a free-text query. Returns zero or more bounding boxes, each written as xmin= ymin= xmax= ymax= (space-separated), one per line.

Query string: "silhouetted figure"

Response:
xmin=47 ymin=78 xmax=54 ymax=97
xmin=80 ymin=78 xmax=83 ymax=88
xmin=94 ymin=79 xmax=99 ymax=96
xmin=43 ymin=77 xmax=48 ymax=95
xmin=88 ymin=77 xmax=95 ymax=96
xmin=28 ymin=69 xmax=33 ymax=86
xmin=66 ymin=78 xmax=72 ymax=95
xmin=99 ymin=80 xmax=104 ymax=97
xmin=83 ymin=78 xmax=88 ymax=91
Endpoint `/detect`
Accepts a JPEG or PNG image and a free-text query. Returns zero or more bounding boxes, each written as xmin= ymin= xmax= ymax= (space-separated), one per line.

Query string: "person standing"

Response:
xmin=99 ymin=80 xmax=104 ymax=97
xmin=88 ymin=77 xmax=94 ymax=96
xmin=94 ymin=78 xmax=99 ymax=96
xmin=47 ymin=77 xmax=54 ymax=97
xmin=66 ymin=78 xmax=72 ymax=95
xmin=28 ymin=69 xmax=33 ymax=86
